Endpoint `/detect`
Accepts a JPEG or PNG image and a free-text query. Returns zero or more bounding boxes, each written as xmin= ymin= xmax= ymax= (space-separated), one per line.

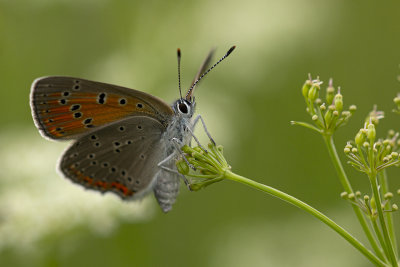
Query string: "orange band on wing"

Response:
xmin=69 ymin=166 xmax=134 ymax=197
xmin=34 ymin=92 xmax=168 ymax=139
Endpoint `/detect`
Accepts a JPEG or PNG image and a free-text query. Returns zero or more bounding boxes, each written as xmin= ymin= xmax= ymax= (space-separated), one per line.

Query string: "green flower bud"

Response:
xmin=308 ymin=83 xmax=320 ymax=103
xmin=392 ymin=204 xmax=398 ymax=211
xmin=176 ymin=159 xmax=189 ymax=175
xmin=191 ymin=151 xmax=204 ymax=161
xmin=324 ymin=105 xmax=335 ymax=126
xmin=375 ymin=141 xmax=382 ymax=149
xmin=340 ymin=192 xmax=348 ymax=198
xmin=312 ymin=115 xmax=318 ymax=121
xmin=302 ymin=79 xmax=313 ymax=99
xmin=324 ymin=111 xmax=332 ymax=126
xmin=367 ymin=123 xmax=376 ymax=142
xmin=370 ymin=197 xmax=376 ymax=210
xmin=355 ymin=130 xmax=366 ymax=146
xmin=388 ymin=129 xmax=395 ymax=138
xmin=349 ymin=105 xmax=357 ymax=113
xmin=344 ymin=147 xmax=350 ymax=154
xmin=326 ymin=78 xmax=335 ymax=105
xmin=394 ymin=96 xmax=400 ymax=105
xmin=188 ymin=183 xmax=203 ymax=191
xmin=315 ymin=98 xmax=322 ymax=105
xmin=384 ymin=192 xmax=393 ymax=199
xmin=383 ymin=139 xmax=390 ymax=146
xmin=363 ymin=142 xmax=370 ymax=148
xmin=320 ymin=104 xmax=326 ymax=111
xmin=364 ymin=195 xmax=369 ymax=201
xmin=391 ymin=152 xmax=398 ymax=158
xmin=348 ymin=193 xmax=355 ymax=199
xmin=334 ymin=91 xmax=343 ymax=113
xmin=397 ymin=189 xmax=400 ymax=195
xmin=341 ymin=111 xmax=350 ymax=117
xmin=355 ymin=191 xmax=361 ymax=197
xmin=351 ymin=148 xmax=358 ymax=153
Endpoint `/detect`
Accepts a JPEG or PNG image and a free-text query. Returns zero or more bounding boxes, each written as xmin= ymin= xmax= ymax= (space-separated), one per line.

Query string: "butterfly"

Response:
xmin=30 ymin=46 xmax=235 ymax=212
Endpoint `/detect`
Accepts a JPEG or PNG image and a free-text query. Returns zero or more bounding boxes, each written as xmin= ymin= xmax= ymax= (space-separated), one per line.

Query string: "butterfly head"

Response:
xmin=173 ymin=46 xmax=236 ymax=119
xmin=173 ymin=98 xmax=195 ymax=118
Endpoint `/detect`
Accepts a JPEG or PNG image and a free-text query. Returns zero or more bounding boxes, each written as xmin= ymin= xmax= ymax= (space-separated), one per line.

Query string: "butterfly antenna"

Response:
xmin=177 ymin=48 xmax=183 ymax=100
xmin=186 ymin=45 xmax=236 ymax=101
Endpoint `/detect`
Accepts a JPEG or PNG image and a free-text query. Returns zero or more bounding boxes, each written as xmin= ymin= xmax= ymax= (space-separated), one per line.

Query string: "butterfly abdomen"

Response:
xmin=153 ymin=167 xmax=181 ymax=213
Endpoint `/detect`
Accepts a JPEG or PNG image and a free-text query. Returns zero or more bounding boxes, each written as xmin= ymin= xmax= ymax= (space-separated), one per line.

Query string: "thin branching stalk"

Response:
xmin=379 ymin=170 xmax=398 ymax=254
xmin=323 ymin=135 xmax=384 ymax=259
xmin=369 ymin=172 xmax=398 ymax=266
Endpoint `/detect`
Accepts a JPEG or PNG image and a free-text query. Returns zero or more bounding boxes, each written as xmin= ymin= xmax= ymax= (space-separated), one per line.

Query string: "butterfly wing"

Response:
xmin=30 ymin=76 xmax=174 ymax=140
xmin=192 ymin=48 xmax=215 ymax=85
xmin=59 ymin=116 xmax=167 ymax=199
xmin=186 ymin=48 xmax=215 ymax=100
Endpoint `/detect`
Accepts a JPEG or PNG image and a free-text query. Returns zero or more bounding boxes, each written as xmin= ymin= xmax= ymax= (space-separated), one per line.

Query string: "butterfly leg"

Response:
xmin=159 ymin=166 xmax=191 ymax=189
xmin=192 ymin=115 xmax=216 ymax=145
xmin=157 ymin=152 xmax=191 ymax=190
xmin=157 ymin=153 xmax=185 ymax=174
xmin=186 ymin=126 xmax=208 ymax=153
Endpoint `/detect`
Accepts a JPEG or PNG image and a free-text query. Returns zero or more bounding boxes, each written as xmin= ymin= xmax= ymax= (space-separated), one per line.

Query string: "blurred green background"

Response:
xmin=1 ymin=0 xmax=400 ymax=266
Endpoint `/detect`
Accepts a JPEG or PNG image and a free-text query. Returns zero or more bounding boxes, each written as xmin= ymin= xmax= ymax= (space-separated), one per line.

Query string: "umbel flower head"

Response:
xmin=292 ymin=74 xmax=356 ymax=136
xmin=176 ymin=143 xmax=231 ymax=191
xmin=344 ymin=110 xmax=400 ymax=174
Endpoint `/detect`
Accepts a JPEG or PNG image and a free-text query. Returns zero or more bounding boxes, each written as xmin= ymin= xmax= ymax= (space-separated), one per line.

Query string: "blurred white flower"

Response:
xmin=0 ymin=127 xmax=155 ymax=252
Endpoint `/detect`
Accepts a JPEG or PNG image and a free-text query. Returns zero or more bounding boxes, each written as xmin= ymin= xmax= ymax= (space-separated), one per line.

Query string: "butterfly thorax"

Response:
xmin=162 ymin=98 xmax=195 ymax=154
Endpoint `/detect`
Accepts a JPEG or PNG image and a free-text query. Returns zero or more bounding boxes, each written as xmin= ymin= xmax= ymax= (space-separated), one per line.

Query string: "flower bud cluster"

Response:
xmin=176 ymin=143 xmax=231 ymax=191
xmin=294 ymin=75 xmax=356 ymax=135
xmin=341 ymin=190 xmax=398 ymax=218
xmin=345 ymin=120 xmax=400 ymax=174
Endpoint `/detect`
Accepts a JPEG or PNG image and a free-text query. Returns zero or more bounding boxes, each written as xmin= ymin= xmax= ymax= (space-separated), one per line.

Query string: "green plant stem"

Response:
xmin=323 ymin=135 xmax=384 ymax=260
xmin=372 ymin=218 xmax=389 ymax=263
xmin=379 ymin=170 xmax=397 ymax=255
xmin=369 ymin=172 xmax=398 ymax=266
xmin=322 ymin=135 xmax=354 ymax=192
xmin=224 ymin=170 xmax=387 ymax=267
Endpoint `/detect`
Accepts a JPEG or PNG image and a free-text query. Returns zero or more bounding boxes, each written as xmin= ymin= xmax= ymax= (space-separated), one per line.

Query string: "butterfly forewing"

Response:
xmin=30 ymin=76 xmax=174 ymax=140
xmin=59 ymin=116 xmax=167 ymax=198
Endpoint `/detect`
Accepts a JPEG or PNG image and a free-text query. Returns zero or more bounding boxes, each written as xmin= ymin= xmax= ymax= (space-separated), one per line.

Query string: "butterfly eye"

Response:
xmin=178 ymin=102 xmax=189 ymax=114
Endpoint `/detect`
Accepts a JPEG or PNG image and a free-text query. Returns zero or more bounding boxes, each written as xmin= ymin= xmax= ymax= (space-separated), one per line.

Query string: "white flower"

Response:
xmin=0 ymin=128 xmax=155 ymax=252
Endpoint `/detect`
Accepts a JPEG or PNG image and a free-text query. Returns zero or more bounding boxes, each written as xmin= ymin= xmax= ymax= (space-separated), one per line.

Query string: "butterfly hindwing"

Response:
xmin=59 ymin=116 xmax=167 ymax=199
xmin=30 ymin=76 xmax=174 ymax=140
xmin=186 ymin=48 xmax=215 ymax=100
